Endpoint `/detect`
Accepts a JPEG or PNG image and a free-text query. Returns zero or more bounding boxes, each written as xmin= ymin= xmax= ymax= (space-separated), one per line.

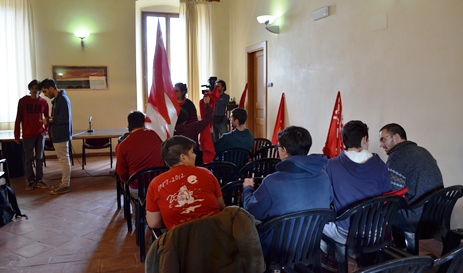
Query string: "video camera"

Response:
xmin=201 ymin=76 xmax=217 ymax=94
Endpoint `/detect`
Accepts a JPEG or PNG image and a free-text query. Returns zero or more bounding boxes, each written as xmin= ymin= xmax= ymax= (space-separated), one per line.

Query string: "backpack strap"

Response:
xmin=6 ymin=186 xmax=28 ymax=220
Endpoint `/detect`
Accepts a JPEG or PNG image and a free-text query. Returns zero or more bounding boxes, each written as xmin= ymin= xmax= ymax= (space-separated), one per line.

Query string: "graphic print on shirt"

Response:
xmin=168 ymin=175 xmax=204 ymax=214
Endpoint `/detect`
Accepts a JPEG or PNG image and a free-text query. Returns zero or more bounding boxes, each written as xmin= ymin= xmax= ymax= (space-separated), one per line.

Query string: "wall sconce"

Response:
xmin=74 ymin=31 xmax=90 ymax=47
xmin=256 ymin=15 xmax=279 ymax=34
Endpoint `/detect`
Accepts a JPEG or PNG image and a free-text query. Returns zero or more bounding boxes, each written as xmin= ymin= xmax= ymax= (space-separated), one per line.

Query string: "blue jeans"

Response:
xmin=23 ymin=134 xmax=45 ymax=182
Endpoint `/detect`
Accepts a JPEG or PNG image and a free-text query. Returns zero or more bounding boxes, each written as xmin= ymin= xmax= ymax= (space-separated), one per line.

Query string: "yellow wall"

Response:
xmin=228 ymin=0 xmax=463 ymax=226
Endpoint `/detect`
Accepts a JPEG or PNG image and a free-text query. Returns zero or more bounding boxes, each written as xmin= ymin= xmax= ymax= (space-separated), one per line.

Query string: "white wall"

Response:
xmin=229 ymin=0 xmax=463 ymax=227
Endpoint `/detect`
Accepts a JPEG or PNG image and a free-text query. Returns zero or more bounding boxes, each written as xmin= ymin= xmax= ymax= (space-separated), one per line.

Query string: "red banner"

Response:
xmin=322 ymin=91 xmax=344 ymax=158
xmin=271 ymin=93 xmax=285 ymax=145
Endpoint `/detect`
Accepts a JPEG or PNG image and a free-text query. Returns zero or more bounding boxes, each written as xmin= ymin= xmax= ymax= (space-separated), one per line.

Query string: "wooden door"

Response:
xmin=246 ymin=42 xmax=267 ymax=138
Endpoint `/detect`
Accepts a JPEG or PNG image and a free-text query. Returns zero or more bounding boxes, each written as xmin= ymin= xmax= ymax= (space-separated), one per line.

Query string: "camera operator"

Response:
xmin=212 ymin=79 xmax=230 ymax=141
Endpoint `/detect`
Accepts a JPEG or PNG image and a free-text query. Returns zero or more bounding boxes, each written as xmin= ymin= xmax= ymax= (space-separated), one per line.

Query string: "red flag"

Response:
xmin=322 ymin=91 xmax=344 ymax=158
xmin=271 ymin=93 xmax=285 ymax=144
xmin=145 ymin=20 xmax=180 ymax=141
xmin=199 ymin=86 xmax=220 ymax=163
xmin=238 ymin=83 xmax=248 ymax=108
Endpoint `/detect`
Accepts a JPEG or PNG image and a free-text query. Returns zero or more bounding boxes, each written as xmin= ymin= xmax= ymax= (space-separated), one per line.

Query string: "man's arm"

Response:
xmin=146 ymin=211 xmax=164 ymax=229
xmin=217 ymin=196 xmax=225 ymax=211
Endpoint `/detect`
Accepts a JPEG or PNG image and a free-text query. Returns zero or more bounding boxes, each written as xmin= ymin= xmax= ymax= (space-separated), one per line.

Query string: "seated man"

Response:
xmin=116 ymin=110 xmax=163 ymax=197
xmin=214 ymin=107 xmax=254 ymax=153
xmin=146 ymin=135 xmax=226 ymax=230
xmin=321 ymin=120 xmax=391 ymax=255
xmin=242 ymin=126 xmax=333 ymax=256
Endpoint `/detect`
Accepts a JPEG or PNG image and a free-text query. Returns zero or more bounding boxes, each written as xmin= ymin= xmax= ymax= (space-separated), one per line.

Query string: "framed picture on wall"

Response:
xmin=52 ymin=65 xmax=108 ymax=90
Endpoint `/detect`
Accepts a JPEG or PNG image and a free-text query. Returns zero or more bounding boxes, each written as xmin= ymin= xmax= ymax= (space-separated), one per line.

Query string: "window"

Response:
xmin=142 ymin=12 xmax=186 ymax=101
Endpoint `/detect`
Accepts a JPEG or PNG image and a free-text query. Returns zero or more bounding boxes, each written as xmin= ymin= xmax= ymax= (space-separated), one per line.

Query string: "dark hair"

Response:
xmin=215 ymin=79 xmax=227 ymax=91
xmin=174 ymin=82 xmax=187 ymax=99
xmin=176 ymin=109 xmax=189 ymax=125
xmin=28 ymin=80 xmax=40 ymax=90
xmin=342 ymin=120 xmax=369 ymax=149
xmin=127 ymin=110 xmax=145 ymax=132
xmin=380 ymin=123 xmax=407 ymax=140
xmin=278 ymin=126 xmax=312 ymax=156
xmin=231 ymin=108 xmax=247 ymax=125
xmin=39 ymin=78 xmax=57 ymax=90
xmin=161 ymin=136 xmax=196 ymax=167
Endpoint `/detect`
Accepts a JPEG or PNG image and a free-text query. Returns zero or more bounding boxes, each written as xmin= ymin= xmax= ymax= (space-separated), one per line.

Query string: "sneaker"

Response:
xmin=26 ymin=181 xmax=36 ymax=191
xmin=50 ymin=186 xmax=71 ymax=195
xmin=36 ymin=180 xmax=49 ymax=189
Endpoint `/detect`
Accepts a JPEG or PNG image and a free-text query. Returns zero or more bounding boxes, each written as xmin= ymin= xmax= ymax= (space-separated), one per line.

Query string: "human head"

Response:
xmin=342 ymin=120 xmax=369 ymax=150
xmin=174 ymin=82 xmax=187 ymax=101
xmin=230 ymin=108 xmax=247 ymax=126
xmin=127 ymin=110 xmax=145 ymax=132
xmin=28 ymin=80 xmax=40 ymax=95
xmin=215 ymin=79 xmax=227 ymax=93
xmin=379 ymin=123 xmax=407 ymax=153
xmin=277 ymin=126 xmax=312 ymax=159
xmin=39 ymin=78 xmax=58 ymax=99
xmin=161 ymin=136 xmax=196 ymax=167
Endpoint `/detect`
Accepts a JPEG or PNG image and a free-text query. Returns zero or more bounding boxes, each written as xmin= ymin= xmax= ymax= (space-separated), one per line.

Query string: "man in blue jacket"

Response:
xmin=242 ymin=126 xmax=333 ymax=256
xmin=40 ymin=78 xmax=73 ymax=195
xmin=214 ymin=107 xmax=254 ymax=152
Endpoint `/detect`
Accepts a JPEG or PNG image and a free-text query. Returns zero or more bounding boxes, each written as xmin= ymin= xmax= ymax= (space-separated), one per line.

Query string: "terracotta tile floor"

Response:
xmin=0 ymin=156 xmax=144 ymax=273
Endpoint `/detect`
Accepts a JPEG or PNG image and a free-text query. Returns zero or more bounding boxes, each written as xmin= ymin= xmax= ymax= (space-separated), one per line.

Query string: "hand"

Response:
xmin=14 ymin=139 xmax=20 ymax=144
xmin=242 ymin=178 xmax=255 ymax=188
xmin=40 ymin=119 xmax=47 ymax=125
xmin=204 ymin=96 xmax=210 ymax=104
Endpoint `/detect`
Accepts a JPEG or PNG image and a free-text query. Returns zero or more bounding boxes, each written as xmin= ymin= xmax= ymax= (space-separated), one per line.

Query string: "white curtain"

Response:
xmin=180 ymin=0 xmax=212 ymax=108
xmin=0 ymin=0 xmax=35 ymax=128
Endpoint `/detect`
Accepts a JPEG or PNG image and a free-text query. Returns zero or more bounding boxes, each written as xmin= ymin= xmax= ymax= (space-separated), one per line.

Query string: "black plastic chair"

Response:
xmin=253 ymin=137 xmax=272 ymax=154
xmin=0 ymin=159 xmax=11 ymax=187
xmin=221 ymin=179 xmax=244 ymax=207
xmin=392 ymin=185 xmax=463 ymax=255
xmin=214 ymin=148 xmax=252 ymax=170
xmin=429 ymin=244 xmax=463 ymax=273
xmin=126 ymin=166 xmax=169 ymax=262
xmin=200 ymin=161 xmax=240 ymax=187
xmin=254 ymin=145 xmax=279 ymax=160
xmin=258 ymin=209 xmax=336 ymax=273
xmin=322 ymin=195 xmax=406 ymax=273
xmin=82 ymin=138 xmax=112 ymax=170
xmin=239 ymin=157 xmax=280 ymax=179
xmin=353 ymin=255 xmax=433 ymax=273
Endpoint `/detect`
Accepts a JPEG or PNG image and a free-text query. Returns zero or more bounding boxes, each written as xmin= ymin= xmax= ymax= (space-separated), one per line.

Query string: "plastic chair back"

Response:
xmin=200 ymin=161 xmax=240 ymax=187
xmin=82 ymin=138 xmax=112 ymax=169
xmin=253 ymin=138 xmax=272 ymax=154
xmin=353 ymin=255 xmax=433 ymax=273
xmin=254 ymin=145 xmax=279 ymax=160
xmin=215 ymin=148 xmax=252 ymax=170
xmin=239 ymin=157 xmax=280 ymax=179
xmin=221 ymin=179 xmax=244 ymax=207
xmin=258 ymin=209 xmax=336 ymax=272
xmin=433 ymin=244 xmax=463 ymax=273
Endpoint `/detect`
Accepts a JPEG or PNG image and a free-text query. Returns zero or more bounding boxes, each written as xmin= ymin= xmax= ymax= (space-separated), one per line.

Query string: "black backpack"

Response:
xmin=0 ymin=184 xmax=28 ymax=226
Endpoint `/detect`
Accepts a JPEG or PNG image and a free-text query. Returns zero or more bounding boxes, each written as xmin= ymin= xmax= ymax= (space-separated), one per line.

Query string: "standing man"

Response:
xmin=214 ymin=107 xmax=254 ymax=152
xmin=212 ymin=79 xmax=230 ymax=141
xmin=14 ymin=80 xmax=50 ymax=190
xmin=379 ymin=123 xmax=443 ymax=231
xmin=40 ymin=78 xmax=73 ymax=195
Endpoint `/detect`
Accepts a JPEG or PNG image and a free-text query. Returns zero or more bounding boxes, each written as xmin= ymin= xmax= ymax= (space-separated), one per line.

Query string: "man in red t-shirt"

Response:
xmin=116 ymin=111 xmax=164 ymax=197
xmin=146 ymin=136 xmax=225 ymax=230
xmin=14 ymin=80 xmax=50 ymax=190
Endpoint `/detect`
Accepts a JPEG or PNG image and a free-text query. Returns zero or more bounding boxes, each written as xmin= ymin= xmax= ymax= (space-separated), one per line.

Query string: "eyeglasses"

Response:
xmin=379 ymin=134 xmax=392 ymax=143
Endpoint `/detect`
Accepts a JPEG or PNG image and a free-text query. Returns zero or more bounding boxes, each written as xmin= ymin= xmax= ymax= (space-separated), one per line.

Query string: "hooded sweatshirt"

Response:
xmin=214 ymin=128 xmax=254 ymax=152
xmin=243 ymin=154 xmax=333 ymax=222
xmin=326 ymin=151 xmax=391 ymax=230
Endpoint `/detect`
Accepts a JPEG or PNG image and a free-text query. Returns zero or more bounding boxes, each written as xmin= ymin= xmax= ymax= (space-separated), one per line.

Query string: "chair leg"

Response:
xmin=82 ymin=144 xmax=85 ymax=170
xmin=69 ymin=143 xmax=74 ymax=166
xmin=125 ymin=185 xmax=132 ymax=231
xmin=110 ymin=143 xmax=113 ymax=168
xmin=139 ymin=204 xmax=146 ymax=262
xmin=334 ymin=244 xmax=348 ymax=273
xmin=403 ymin=231 xmax=418 ymax=255
xmin=43 ymin=151 xmax=47 ymax=167
xmin=116 ymin=178 xmax=121 ymax=209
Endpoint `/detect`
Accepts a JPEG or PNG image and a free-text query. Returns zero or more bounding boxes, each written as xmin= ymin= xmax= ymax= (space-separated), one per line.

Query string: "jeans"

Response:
xmin=213 ymin=115 xmax=228 ymax=141
xmin=23 ymin=134 xmax=45 ymax=182
xmin=54 ymin=141 xmax=71 ymax=187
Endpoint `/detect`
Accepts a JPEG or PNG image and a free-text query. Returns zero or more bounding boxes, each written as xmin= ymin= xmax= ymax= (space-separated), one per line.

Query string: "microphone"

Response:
xmin=87 ymin=116 xmax=94 ymax=133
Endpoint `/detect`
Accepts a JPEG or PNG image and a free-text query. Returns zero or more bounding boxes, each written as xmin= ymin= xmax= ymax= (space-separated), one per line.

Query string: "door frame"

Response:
xmin=246 ymin=41 xmax=267 ymax=138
